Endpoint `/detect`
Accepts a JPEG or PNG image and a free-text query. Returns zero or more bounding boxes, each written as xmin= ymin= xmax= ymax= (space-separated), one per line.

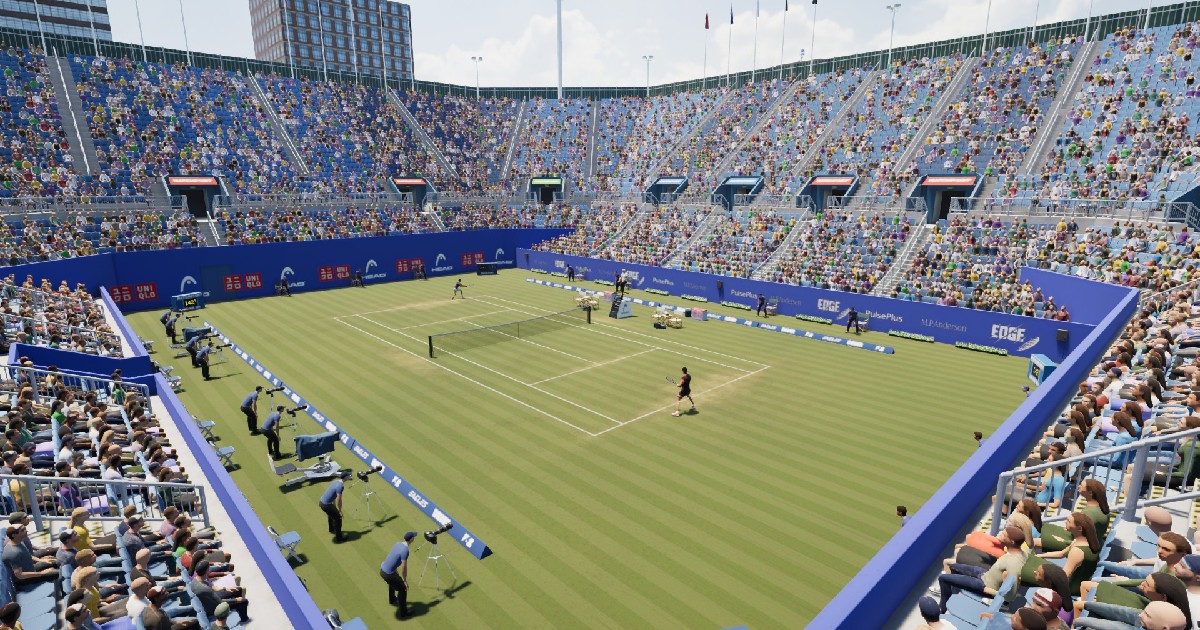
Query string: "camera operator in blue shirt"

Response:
xmin=380 ymin=532 xmax=416 ymax=617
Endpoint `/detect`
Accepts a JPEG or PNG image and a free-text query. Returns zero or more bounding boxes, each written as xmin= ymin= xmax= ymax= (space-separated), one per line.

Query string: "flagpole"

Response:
xmin=779 ymin=1 xmax=788 ymax=81
xmin=752 ymin=1 xmax=760 ymax=83
xmin=809 ymin=0 xmax=817 ymax=78
xmin=727 ymin=8 xmax=733 ymax=86
xmin=178 ymin=0 xmax=192 ymax=67
xmin=133 ymin=0 xmax=147 ymax=63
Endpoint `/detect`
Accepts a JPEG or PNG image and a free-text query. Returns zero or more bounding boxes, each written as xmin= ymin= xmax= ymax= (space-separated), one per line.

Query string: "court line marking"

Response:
xmin=590 ymin=365 xmax=771 ymax=437
xmin=394 ymin=309 xmax=518 ymax=330
xmin=458 ymin=318 xmax=597 ymax=364
xmin=529 ymin=348 xmax=658 ymax=385
xmin=471 ymin=295 xmax=765 ymax=373
xmin=333 ymin=316 xmax=600 ymax=437
xmin=355 ymin=315 xmax=623 ymax=425
xmin=338 ymin=300 xmax=512 ymax=318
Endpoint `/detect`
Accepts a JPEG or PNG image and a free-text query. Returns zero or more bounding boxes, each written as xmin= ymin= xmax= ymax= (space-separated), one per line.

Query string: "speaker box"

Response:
xmin=1056 ymin=329 xmax=1069 ymax=342
xmin=716 ymin=280 xmax=723 ymax=291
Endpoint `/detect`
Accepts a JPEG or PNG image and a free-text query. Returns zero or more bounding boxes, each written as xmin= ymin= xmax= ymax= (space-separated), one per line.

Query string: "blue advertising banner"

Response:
xmin=207 ymin=324 xmax=494 ymax=561
xmin=0 ymin=229 xmax=569 ymax=312
xmin=520 ymin=249 xmax=1096 ymax=361
xmin=1018 ymin=266 xmax=1135 ymax=326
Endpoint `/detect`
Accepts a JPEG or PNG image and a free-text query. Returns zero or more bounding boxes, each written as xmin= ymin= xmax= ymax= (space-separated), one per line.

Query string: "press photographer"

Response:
xmin=319 ymin=479 xmax=345 ymax=543
xmin=260 ymin=406 xmax=283 ymax=459
xmin=239 ymin=387 xmax=262 ymax=435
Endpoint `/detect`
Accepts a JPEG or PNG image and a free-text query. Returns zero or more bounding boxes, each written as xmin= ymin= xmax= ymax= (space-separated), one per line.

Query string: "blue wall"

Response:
xmin=4 ymin=229 xmax=570 ymax=312
xmin=1019 ymin=267 xmax=1134 ymax=326
xmin=520 ymin=249 xmax=1092 ymax=361
xmin=808 ymin=282 xmax=1141 ymax=629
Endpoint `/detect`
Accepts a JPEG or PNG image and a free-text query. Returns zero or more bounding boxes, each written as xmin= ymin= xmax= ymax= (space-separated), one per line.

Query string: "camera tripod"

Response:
xmin=415 ymin=536 xmax=457 ymax=590
xmin=353 ymin=478 xmax=388 ymax=522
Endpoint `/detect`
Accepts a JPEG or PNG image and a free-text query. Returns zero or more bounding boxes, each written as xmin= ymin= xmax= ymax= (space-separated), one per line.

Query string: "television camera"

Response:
xmin=285 ymin=404 xmax=309 ymax=417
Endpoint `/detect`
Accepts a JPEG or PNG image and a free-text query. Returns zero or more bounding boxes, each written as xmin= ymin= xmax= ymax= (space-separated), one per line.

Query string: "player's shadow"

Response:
xmin=400 ymin=581 xmax=473 ymax=620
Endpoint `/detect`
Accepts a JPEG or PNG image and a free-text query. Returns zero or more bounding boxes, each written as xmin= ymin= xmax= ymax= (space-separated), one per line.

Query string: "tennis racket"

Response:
xmin=665 ymin=376 xmax=676 ymax=385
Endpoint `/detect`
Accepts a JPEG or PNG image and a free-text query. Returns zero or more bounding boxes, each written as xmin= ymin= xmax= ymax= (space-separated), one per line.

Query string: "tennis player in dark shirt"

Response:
xmin=672 ymin=367 xmax=695 ymax=417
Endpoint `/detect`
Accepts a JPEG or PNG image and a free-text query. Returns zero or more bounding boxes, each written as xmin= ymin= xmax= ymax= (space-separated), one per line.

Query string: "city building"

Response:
xmin=249 ymin=0 xmax=413 ymax=81
xmin=0 ymin=0 xmax=111 ymax=42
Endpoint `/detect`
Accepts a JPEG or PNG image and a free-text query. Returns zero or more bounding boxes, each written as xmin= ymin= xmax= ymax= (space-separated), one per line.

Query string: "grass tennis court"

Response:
xmin=127 ymin=272 xmax=1030 ymax=629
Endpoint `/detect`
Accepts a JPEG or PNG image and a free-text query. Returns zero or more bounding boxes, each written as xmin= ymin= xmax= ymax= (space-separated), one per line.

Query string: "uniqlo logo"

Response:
xmin=134 ymin=283 xmax=157 ymax=301
xmin=110 ymin=286 xmax=133 ymax=303
xmin=396 ymin=259 xmax=410 ymax=273
xmin=224 ymin=275 xmax=243 ymax=291
xmin=335 ymin=265 xmax=351 ymax=280
xmin=319 ymin=267 xmax=334 ymax=282
xmin=461 ymin=253 xmax=473 ymax=266
xmin=244 ymin=273 xmax=263 ymax=289
xmin=473 ymin=252 xmax=484 ymax=263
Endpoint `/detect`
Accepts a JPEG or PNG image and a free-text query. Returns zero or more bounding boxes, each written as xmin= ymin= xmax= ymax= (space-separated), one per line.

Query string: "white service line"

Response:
xmin=456 ymin=318 xmax=597 ymax=364
xmin=356 ymin=315 xmax=623 ymax=425
xmin=333 ymin=316 xmax=600 ymax=436
xmin=591 ymin=365 xmax=771 ymax=436
xmin=472 ymin=295 xmax=764 ymax=373
xmin=530 ymin=348 xmax=658 ymax=385
xmin=393 ymin=308 xmax=518 ymax=330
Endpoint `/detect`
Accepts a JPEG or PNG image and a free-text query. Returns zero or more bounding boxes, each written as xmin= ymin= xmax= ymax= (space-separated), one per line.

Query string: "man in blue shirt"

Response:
xmin=196 ymin=344 xmax=212 ymax=380
xmin=164 ymin=314 xmax=178 ymax=345
xmin=261 ymin=406 xmax=283 ymax=459
xmin=380 ymin=532 xmax=416 ymax=616
xmin=158 ymin=310 xmax=172 ymax=329
xmin=241 ymin=387 xmax=262 ymax=435
xmin=185 ymin=334 xmax=203 ymax=367
xmin=319 ymin=480 xmax=345 ymax=542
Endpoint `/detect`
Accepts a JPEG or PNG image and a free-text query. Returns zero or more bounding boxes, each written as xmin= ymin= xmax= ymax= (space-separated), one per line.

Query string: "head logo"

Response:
xmin=495 ymin=248 xmax=505 ymax=259
xmin=281 ymin=267 xmax=294 ymax=280
xmin=435 ymin=253 xmax=447 ymax=266
xmin=1018 ymin=337 xmax=1040 ymax=352
xmin=364 ymin=258 xmax=386 ymax=280
xmin=179 ymin=276 xmax=198 ymax=293
xmin=365 ymin=259 xmax=378 ymax=273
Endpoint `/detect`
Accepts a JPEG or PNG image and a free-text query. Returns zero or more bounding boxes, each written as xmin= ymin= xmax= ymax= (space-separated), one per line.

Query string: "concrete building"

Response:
xmin=0 ymin=0 xmax=111 ymax=42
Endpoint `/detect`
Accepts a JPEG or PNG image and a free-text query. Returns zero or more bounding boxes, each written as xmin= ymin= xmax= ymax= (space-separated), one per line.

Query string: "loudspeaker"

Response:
xmin=1056 ymin=329 xmax=1069 ymax=342
xmin=716 ymin=280 xmax=723 ymax=291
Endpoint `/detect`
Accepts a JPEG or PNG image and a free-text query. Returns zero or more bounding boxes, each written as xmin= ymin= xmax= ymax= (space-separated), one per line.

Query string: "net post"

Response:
xmin=428 ymin=335 xmax=434 ymax=358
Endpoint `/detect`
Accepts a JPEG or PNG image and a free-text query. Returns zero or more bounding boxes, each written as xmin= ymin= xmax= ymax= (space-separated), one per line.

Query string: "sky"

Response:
xmin=104 ymin=0 xmax=1161 ymax=87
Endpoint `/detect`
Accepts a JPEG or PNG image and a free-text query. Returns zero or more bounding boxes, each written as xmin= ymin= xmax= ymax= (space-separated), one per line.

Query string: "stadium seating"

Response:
xmin=403 ymin=90 xmax=520 ymax=194
xmin=595 ymin=205 xmax=705 ymax=267
xmin=766 ymin=211 xmax=911 ymax=293
xmin=509 ymin=98 xmax=590 ymax=193
xmin=672 ymin=210 xmax=799 ymax=278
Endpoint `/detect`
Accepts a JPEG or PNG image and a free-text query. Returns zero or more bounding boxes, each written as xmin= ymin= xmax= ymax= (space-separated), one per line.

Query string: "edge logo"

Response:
xmin=837 ymin=307 xmax=851 ymax=321
xmin=280 ymin=266 xmax=306 ymax=288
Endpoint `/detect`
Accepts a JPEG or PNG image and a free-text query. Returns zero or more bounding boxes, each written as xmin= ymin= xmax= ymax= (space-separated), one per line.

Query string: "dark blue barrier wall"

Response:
xmin=152 ymin=374 xmax=331 ymax=628
xmin=1 ymin=229 xmax=569 ymax=312
xmin=100 ymin=287 xmax=148 ymax=358
xmin=808 ymin=283 xmax=1141 ymax=629
xmin=1019 ymin=267 xmax=1135 ymax=326
xmin=519 ymin=249 xmax=1092 ymax=360
xmin=8 ymin=343 xmax=155 ymax=385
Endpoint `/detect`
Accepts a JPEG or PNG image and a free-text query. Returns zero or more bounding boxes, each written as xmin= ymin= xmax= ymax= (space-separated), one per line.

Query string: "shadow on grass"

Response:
xmin=400 ymin=581 xmax=473 ymax=620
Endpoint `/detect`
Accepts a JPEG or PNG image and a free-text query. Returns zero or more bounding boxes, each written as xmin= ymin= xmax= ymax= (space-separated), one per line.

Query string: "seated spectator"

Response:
xmin=936 ymin=525 xmax=1027 ymax=613
xmin=1 ymin=524 xmax=56 ymax=585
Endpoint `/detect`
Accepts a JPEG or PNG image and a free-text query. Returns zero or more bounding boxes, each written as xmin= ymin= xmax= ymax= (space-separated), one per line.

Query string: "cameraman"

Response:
xmin=261 ymin=406 xmax=282 ymax=459
xmin=164 ymin=314 xmax=178 ymax=345
xmin=318 ymin=480 xmax=344 ymax=543
xmin=380 ymin=532 xmax=415 ymax=617
xmin=196 ymin=344 xmax=212 ymax=381
xmin=352 ymin=270 xmax=365 ymax=288
xmin=184 ymin=334 xmax=203 ymax=367
xmin=240 ymin=387 xmax=262 ymax=436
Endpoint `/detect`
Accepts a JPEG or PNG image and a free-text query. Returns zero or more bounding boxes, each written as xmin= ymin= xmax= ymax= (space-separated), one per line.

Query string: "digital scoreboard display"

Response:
xmin=530 ymin=177 xmax=563 ymax=186
xmin=171 ymin=292 xmax=204 ymax=312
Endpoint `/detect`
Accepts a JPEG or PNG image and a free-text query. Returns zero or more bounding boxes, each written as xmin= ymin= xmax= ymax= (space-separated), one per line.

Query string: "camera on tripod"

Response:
xmin=423 ymin=522 xmax=454 ymax=543
xmin=265 ymin=386 xmax=285 ymax=396
xmin=356 ymin=464 xmax=384 ymax=481
xmin=286 ymin=404 xmax=309 ymax=417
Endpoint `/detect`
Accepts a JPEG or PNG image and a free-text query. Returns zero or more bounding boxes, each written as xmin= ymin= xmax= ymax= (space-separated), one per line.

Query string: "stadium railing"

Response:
xmin=0 ymin=364 xmax=151 ymax=410
xmin=950 ymin=196 xmax=1193 ymax=222
xmin=990 ymin=425 xmax=1200 ymax=532
xmin=214 ymin=192 xmax=415 ymax=208
xmin=830 ymin=195 xmax=929 ymax=213
xmin=0 ymin=314 xmax=123 ymax=350
xmin=0 ymin=196 xmax=186 ymax=215
xmin=1 ymin=473 xmax=211 ymax=533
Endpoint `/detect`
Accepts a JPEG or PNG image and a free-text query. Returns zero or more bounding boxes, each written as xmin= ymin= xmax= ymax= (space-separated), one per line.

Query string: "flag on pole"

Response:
xmin=731 ymin=5 xmax=734 ymax=24
xmin=705 ymin=13 xmax=709 ymax=29
xmin=785 ymin=0 xmax=789 ymax=10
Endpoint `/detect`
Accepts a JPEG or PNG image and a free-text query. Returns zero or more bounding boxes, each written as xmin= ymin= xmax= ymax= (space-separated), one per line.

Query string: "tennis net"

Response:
xmin=428 ymin=307 xmax=592 ymax=357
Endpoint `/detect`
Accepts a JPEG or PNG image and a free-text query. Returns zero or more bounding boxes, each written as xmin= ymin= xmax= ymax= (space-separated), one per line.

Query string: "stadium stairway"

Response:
xmin=708 ymin=78 xmax=807 ymax=181
xmin=584 ymin=99 xmax=600 ymax=186
xmin=870 ymin=222 xmax=931 ymax=296
xmin=499 ymin=100 xmax=529 ymax=192
xmin=249 ymin=76 xmax=312 ymax=177
xmin=44 ymin=55 xmax=99 ymax=176
xmin=749 ymin=208 xmax=814 ymax=280
xmin=388 ymin=88 xmax=457 ymax=180
xmin=661 ymin=207 xmax=722 ymax=268
xmin=589 ymin=202 xmax=653 ymax=255
xmin=886 ymin=56 xmax=980 ymax=185
xmin=642 ymin=89 xmax=736 ymax=188
xmin=784 ymin=70 xmax=881 ymax=194
xmin=1019 ymin=37 xmax=1102 ymax=176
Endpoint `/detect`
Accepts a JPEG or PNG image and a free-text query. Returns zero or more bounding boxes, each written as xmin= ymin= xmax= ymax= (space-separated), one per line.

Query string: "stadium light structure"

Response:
xmin=982 ymin=0 xmax=992 ymax=54
xmin=471 ymin=56 xmax=483 ymax=98
xmin=885 ymin=4 xmax=902 ymax=69
xmin=132 ymin=0 xmax=147 ymax=62
xmin=29 ymin=0 xmax=47 ymax=57
xmin=1085 ymin=0 xmax=1094 ymax=41
xmin=316 ymin=0 xmax=330 ymax=82
xmin=282 ymin=0 xmax=297 ymax=79
xmin=178 ymin=0 xmax=193 ymax=68
xmin=642 ymin=55 xmax=653 ymax=98
xmin=1145 ymin=0 xmax=1154 ymax=30
xmin=1031 ymin=0 xmax=1040 ymax=42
